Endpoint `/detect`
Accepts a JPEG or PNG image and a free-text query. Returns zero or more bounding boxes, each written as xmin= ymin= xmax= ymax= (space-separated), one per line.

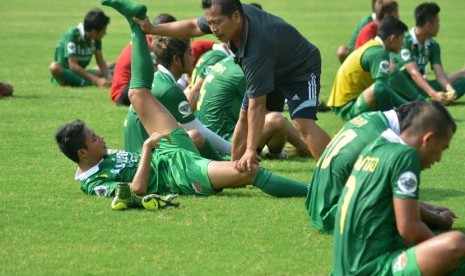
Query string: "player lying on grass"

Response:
xmin=306 ymin=101 xmax=457 ymax=233
xmin=55 ymin=0 xmax=309 ymax=204
xmin=332 ymin=101 xmax=465 ymax=276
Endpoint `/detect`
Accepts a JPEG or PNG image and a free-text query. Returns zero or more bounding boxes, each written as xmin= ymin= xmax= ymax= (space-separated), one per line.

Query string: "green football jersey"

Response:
xmin=392 ymin=28 xmax=442 ymax=76
xmin=306 ymin=110 xmax=398 ymax=232
xmin=348 ymin=14 xmax=374 ymax=51
xmin=197 ymin=56 xmax=246 ymax=141
xmin=190 ymin=49 xmax=228 ymax=87
xmin=332 ymin=129 xmax=420 ymax=275
xmin=54 ymin=23 xmax=102 ymax=69
xmin=124 ymin=65 xmax=195 ymax=152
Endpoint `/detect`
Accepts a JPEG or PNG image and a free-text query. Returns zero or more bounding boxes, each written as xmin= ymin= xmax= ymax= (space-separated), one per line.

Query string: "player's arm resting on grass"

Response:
xmin=134 ymin=18 xmax=205 ymax=39
xmin=130 ymin=132 xmax=171 ymax=195
xmin=419 ymin=201 xmax=457 ymax=231
xmin=394 ymin=198 xmax=435 ymax=247
xmin=182 ymin=118 xmax=231 ymax=153
xmin=404 ymin=61 xmax=446 ymax=104
xmin=95 ymin=49 xmax=112 ymax=81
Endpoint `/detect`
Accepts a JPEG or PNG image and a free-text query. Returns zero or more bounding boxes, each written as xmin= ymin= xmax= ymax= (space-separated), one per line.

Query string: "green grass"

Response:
xmin=1 ymin=0 xmax=465 ymax=274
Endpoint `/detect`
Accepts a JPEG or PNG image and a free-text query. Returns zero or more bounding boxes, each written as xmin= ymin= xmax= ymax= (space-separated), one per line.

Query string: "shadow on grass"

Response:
xmin=421 ymin=187 xmax=465 ymax=201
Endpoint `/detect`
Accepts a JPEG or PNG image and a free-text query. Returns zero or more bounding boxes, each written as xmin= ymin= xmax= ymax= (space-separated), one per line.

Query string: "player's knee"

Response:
xmin=265 ymin=112 xmax=286 ymax=132
xmin=49 ymin=62 xmax=63 ymax=77
xmin=443 ymin=231 xmax=465 ymax=258
xmin=187 ymin=129 xmax=205 ymax=148
xmin=293 ymin=118 xmax=316 ymax=136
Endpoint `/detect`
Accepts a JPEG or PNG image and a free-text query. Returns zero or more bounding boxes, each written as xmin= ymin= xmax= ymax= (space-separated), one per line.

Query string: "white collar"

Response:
xmin=381 ymin=128 xmax=407 ymax=145
xmin=157 ymin=65 xmax=177 ymax=83
xmin=374 ymin=36 xmax=385 ymax=49
xmin=75 ymin=159 xmax=103 ymax=181
xmin=409 ymin=27 xmax=431 ymax=47
xmin=383 ymin=110 xmax=400 ymax=135
xmin=371 ymin=12 xmax=376 ymax=21
xmin=77 ymin=22 xmax=85 ymax=40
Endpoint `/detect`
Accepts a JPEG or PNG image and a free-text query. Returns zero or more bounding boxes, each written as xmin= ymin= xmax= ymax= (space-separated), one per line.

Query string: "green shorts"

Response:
xmin=159 ymin=128 xmax=218 ymax=196
xmin=51 ymin=68 xmax=95 ymax=87
xmin=332 ymin=94 xmax=372 ymax=121
xmin=390 ymin=248 xmax=421 ymax=276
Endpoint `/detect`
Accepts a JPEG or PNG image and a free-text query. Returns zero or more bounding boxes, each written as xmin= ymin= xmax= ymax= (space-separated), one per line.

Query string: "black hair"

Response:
xmin=201 ymin=0 xmax=244 ymax=18
xmin=152 ymin=36 xmax=190 ymax=68
xmin=153 ymin=13 xmax=177 ymax=25
xmin=401 ymin=101 xmax=457 ymax=138
xmin=55 ymin=120 xmax=87 ymax=163
xmin=415 ymin=2 xmax=440 ymax=27
xmin=377 ymin=16 xmax=408 ymax=40
xmin=84 ymin=8 xmax=110 ymax=32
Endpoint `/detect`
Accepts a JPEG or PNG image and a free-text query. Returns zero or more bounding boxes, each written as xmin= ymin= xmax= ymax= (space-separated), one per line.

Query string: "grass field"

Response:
xmin=1 ymin=0 xmax=465 ymax=274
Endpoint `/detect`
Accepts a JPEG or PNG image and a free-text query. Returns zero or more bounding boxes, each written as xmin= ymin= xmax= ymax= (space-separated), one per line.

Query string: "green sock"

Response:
xmin=373 ymin=81 xmax=394 ymax=110
xmin=198 ymin=139 xmax=223 ymax=161
xmin=253 ymin=168 xmax=309 ymax=197
xmin=101 ymin=0 xmax=152 ymax=89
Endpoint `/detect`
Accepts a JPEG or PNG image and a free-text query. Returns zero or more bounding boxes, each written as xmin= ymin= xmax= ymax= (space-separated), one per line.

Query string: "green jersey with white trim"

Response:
xmin=54 ymin=23 xmax=102 ymax=69
xmin=392 ymin=28 xmax=442 ymax=76
xmin=332 ymin=129 xmax=420 ymax=275
xmin=306 ymin=110 xmax=397 ymax=232
xmin=197 ymin=56 xmax=245 ymax=140
xmin=190 ymin=49 xmax=229 ymax=88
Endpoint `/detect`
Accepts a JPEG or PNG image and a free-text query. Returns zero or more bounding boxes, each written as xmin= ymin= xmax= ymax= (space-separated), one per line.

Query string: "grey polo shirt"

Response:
xmin=197 ymin=4 xmax=321 ymax=98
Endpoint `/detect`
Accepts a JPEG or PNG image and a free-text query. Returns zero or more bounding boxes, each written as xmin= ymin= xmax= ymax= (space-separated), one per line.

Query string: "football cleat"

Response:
xmin=111 ymin=183 xmax=133 ymax=211
xmin=142 ymin=194 xmax=180 ymax=210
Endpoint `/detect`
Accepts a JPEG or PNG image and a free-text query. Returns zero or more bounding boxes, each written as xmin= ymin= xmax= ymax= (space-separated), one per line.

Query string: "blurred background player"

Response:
xmin=49 ymin=9 xmax=113 ymax=88
xmin=389 ymin=2 xmax=465 ymax=105
xmin=328 ymin=16 xmax=408 ymax=121
xmin=336 ymin=0 xmax=381 ymax=63
xmin=0 ymin=81 xmax=14 ymax=98
xmin=110 ymin=13 xmax=176 ymax=106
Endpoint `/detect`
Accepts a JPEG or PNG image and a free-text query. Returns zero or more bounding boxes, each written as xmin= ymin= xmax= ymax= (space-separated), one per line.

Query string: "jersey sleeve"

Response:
xmin=242 ymin=55 xmax=275 ymax=98
xmin=80 ymin=177 xmax=120 ymax=197
xmin=64 ymin=33 xmax=78 ymax=58
xmin=390 ymin=147 xmax=421 ymax=200
xmin=159 ymin=86 xmax=196 ymax=123
xmin=398 ymin=36 xmax=415 ymax=65
xmin=362 ymin=47 xmax=390 ymax=81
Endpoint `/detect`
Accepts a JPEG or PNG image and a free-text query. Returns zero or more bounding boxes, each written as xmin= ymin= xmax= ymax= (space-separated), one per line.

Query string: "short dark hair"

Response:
xmin=415 ymin=2 xmax=440 ymax=27
xmin=55 ymin=120 xmax=87 ymax=163
xmin=201 ymin=0 xmax=244 ymax=18
xmin=152 ymin=36 xmax=190 ymax=68
xmin=395 ymin=101 xmax=427 ymax=130
xmin=377 ymin=0 xmax=398 ymax=21
xmin=153 ymin=13 xmax=177 ymax=25
xmin=84 ymin=9 xmax=110 ymax=32
xmin=377 ymin=16 xmax=408 ymax=40
xmin=401 ymin=101 xmax=457 ymax=138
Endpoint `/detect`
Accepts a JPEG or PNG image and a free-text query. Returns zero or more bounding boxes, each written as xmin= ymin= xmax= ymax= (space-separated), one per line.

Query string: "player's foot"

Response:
xmin=317 ymin=101 xmax=330 ymax=112
xmin=111 ymin=183 xmax=133 ymax=210
xmin=142 ymin=194 xmax=180 ymax=211
xmin=101 ymin=0 xmax=146 ymax=20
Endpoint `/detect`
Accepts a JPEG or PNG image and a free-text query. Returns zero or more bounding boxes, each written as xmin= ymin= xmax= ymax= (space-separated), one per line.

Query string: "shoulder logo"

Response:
xmin=379 ymin=60 xmax=389 ymax=73
xmin=178 ymin=100 xmax=192 ymax=117
xmin=397 ymin=171 xmax=417 ymax=196
xmin=400 ymin=49 xmax=410 ymax=61
xmin=67 ymin=42 xmax=76 ymax=54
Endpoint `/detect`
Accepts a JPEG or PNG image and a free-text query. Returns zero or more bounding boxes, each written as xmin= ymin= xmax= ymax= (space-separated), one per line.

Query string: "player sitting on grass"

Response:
xmin=332 ymin=101 xmax=465 ymax=276
xmin=306 ymin=101 xmax=456 ymax=233
xmin=54 ymin=0 xmax=309 ymax=207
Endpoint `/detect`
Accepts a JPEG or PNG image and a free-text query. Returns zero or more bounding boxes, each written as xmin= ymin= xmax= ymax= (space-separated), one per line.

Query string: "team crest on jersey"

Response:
xmin=67 ymin=42 xmax=77 ymax=54
xmin=379 ymin=60 xmax=389 ymax=73
xmin=178 ymin=101 xmax=192 ymax=117
xmin=400 ymin=49 xmax=411 ymax=61
xmin=397 ymin=171 xmax=417 ymax=196
xmin=392 ymin=252 xmax=408 ymax=272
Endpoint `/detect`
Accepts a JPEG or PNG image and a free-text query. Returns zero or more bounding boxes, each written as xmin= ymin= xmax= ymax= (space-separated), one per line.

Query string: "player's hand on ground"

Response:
xmin=234 ymin=149 xmax=261 ymax=172
xmin=145 ymin=132 xmax=171 ymax=149
xmin=430 ymin=92 xmax=448 ymax=105
xmin=133 ymin=16 xmax=153 ymax=34
xmin=95 ymin=77 xmax=111 ymax=88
